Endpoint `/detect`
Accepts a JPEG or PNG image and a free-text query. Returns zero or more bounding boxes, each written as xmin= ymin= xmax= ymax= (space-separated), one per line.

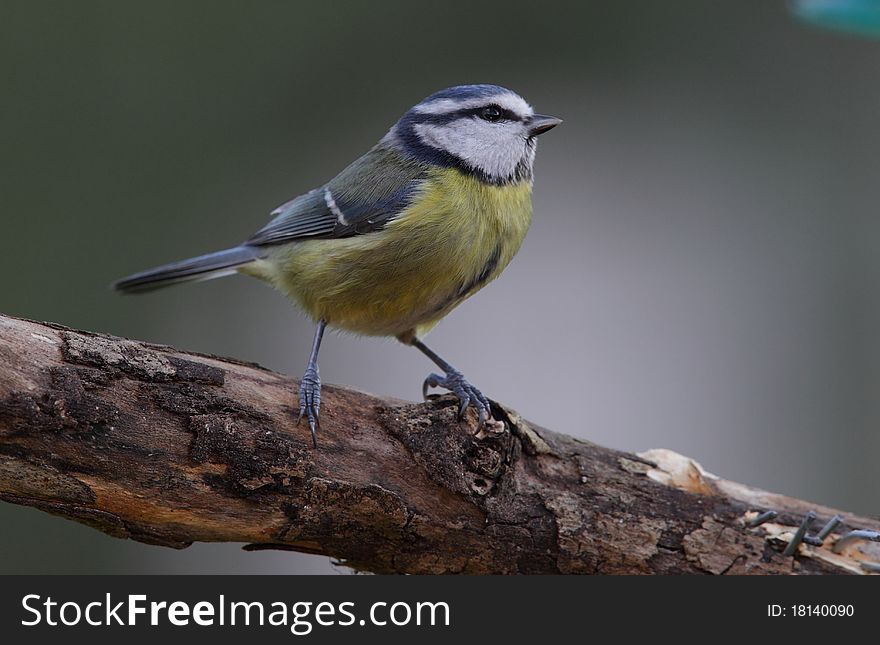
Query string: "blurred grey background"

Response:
xmin=2 ymin=0 xmax=879 ymax=573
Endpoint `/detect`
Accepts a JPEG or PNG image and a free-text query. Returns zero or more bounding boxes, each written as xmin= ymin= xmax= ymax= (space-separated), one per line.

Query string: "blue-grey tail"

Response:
xmin=114 ymin=246 xmax=261 ymax=293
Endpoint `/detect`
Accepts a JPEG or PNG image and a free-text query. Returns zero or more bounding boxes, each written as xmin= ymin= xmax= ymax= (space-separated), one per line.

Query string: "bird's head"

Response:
xmin=389 ymin=84 xmax=561 ymax=185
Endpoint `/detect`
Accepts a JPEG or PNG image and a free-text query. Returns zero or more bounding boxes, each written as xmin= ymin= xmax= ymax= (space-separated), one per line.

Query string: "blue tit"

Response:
xmin=115 ymin=84 xmax=561 ymax=446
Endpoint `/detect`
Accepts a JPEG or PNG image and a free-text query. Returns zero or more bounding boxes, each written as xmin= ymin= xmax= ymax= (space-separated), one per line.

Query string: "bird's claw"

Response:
xmin=297 ymin=366 xmax=321 ymax=447
xmin=423 ymin=370 xmax=491 ymax=427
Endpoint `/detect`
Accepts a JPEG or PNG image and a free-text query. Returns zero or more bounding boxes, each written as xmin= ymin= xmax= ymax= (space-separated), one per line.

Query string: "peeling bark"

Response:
xmin=0 ymin=313 xmax=877 ymax=574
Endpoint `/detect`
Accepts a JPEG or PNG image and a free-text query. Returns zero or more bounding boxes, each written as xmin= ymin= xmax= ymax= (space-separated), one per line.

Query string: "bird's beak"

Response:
xmin=528 ymin=114 xmax=562 ymax=136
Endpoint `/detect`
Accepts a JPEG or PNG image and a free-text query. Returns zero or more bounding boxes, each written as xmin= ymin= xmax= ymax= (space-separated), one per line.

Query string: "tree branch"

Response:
xmin=0 ymin=313 xmax=877 ymax=574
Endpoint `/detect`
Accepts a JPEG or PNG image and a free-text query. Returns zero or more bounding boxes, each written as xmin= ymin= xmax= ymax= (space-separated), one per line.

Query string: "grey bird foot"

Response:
xmin=423 ymin=370 xmax=491 ymax=427
xmin=297 ymin=366 xmax=321 ymax=447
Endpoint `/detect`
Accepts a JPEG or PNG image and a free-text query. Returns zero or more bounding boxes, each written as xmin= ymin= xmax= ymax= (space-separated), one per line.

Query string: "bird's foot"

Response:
xmin=423 ymin=369 xmax=491 ymax=427
xmin=297 ymin=365 xmax=321 ymax=447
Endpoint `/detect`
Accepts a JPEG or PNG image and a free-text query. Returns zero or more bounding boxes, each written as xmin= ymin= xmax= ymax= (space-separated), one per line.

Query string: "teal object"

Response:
xmin=791 ymin=0 xmax=880 ymax=37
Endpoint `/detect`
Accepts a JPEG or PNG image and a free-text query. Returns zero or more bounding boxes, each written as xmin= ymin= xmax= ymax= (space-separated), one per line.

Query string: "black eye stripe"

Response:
xmin=411 ymin=106 xmax=523 ymax=125
xmin=469 ymin=105 xmax=520 ymax=122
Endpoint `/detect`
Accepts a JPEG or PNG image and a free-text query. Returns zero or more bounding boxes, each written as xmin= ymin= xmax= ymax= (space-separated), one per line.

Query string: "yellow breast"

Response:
xmin=251 ymin=168 xmax=533 ymax=337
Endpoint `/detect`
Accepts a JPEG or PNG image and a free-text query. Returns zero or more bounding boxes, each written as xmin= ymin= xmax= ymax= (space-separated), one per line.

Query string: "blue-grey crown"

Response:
xmin=415 ymin=84 xmax=514 ymax=105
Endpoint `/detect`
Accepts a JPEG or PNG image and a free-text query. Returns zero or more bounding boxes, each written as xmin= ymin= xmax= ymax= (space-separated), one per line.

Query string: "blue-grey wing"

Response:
xmin=246 ymin=143 xmax=426 ymax=247
xmin=246 ymin=189 xmax=334 ymax=244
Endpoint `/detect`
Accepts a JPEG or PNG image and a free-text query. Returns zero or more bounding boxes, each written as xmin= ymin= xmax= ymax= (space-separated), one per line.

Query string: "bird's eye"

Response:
xmin=480 ymin=106 xmax=502 ymax=122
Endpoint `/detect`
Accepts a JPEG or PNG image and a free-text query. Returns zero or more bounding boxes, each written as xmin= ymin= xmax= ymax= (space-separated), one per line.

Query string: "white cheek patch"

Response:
xmin=415 ymin=119 xmax=528 ymax=179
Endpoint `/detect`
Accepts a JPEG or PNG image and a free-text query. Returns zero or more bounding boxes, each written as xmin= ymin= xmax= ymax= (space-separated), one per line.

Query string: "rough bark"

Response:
xmin=0 ymin=313 xmax=877 ymax=574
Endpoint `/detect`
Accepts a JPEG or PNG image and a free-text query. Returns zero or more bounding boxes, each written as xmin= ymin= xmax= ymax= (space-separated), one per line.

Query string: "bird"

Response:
xmin=115 ymin=84 xmax=561 ymax=447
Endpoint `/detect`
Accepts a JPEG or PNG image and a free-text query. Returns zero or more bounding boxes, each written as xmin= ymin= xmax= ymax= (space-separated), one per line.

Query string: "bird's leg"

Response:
xmin=297 ymin=318 xmax=326 ymax=447
xmin=410 ymin=336 xmax=491 ymax=426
